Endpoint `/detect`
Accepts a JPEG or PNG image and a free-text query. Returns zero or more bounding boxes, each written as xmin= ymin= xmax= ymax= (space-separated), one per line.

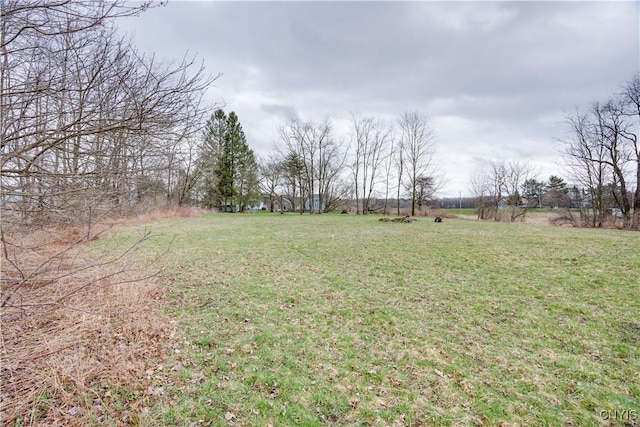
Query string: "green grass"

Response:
xmin=130 ymin=213 xmax=638 ymax=426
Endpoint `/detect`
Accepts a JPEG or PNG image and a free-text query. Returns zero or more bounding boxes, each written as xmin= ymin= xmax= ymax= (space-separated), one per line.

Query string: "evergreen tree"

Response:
xmin=547 ymin=175 xmax=568 ymax=193
xmin=216 ymin=112 xmax=237 ymax=209
xmin=521 ymin=178 xmax=546 ymax=208
xmin=200 ymin=109 xmax=228 ymax=208
xmin=543 ymin=175 xmax=571 ymax=208
xmin=236 ymin=143 xmax=262 ymax=211
xmin=199 ymin=109 xmax=261 ymax=211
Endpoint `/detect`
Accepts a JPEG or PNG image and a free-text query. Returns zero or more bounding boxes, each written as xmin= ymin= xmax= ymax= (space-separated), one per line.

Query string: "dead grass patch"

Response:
xmin=0 ymin=214 xmax=179 ymax=425
xmin=1 ymin=278 xmax=173 ymax=425
xmin=126 ymin=206 xmax=208 ymax=226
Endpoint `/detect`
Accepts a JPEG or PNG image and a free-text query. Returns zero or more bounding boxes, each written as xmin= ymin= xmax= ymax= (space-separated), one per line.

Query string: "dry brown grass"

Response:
xmin=126 ymin=205 xmax=208 ymax=226
xmin=0 ymin=208 xmax=191 ymax=425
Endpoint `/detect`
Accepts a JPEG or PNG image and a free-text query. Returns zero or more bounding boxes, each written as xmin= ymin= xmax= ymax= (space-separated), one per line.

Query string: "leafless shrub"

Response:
xmin=0 ymin=224 xmax=175 ymax=425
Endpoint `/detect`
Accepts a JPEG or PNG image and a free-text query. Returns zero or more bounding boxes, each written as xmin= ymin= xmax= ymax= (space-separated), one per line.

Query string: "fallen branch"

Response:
xmin=378 ymin=215 xmax=417 ymax=223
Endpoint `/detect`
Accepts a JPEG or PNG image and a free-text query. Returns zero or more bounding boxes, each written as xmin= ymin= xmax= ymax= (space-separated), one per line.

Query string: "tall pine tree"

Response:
xmin=200 ymin=109 xmax=227 ymax=208
xmin=200 ymin=109 xmax=261 ymax=211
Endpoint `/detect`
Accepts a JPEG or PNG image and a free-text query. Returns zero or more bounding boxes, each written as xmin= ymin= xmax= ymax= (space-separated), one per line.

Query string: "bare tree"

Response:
xmin=562 ymin=101 xmax=635 ymax=228
xmin=317 ymin=132 xmax=348 ymax=213
xmin=394 ymin=127 xmax=405 ymax=216
xmin=278 ymin=121 xmax=315 ymax=212
xmin=594 ymin=100 xmax=634 ymax=226
xmin=259 ymin=154 xmax=283 ymax=212
xmin=364 ymin=122 xmax=392 ymax=214
xmin=381 ymin=130 xmax=397 ymax=216
xmin=469 ymin=159 xmax=535 ymax=222
xmin=171 ymin=133 xmax=203 ymax=207
xmin=562 ymin=109 xmax=610 ymax=227
xmin=277 ymin=119 xmax=346 ymax=213
xmin=350 ymin=113 xmax=392 ymax=214
xmin=468 ymin=163 xmax=493 ymax=220
xmin=1 ymin=16 xmax=215 ymax=221
xmin=350 ymin=113 xmax=367 ymax=214
xmin=398 ymin=111 xmax=439 ymax=216
xmin=621 ymin=74 xmax=640 ymax=227
xmin=561 ymin=75 xmax=640 ymax=229
xmin=501 ymin=160 xmax=536 ymax=222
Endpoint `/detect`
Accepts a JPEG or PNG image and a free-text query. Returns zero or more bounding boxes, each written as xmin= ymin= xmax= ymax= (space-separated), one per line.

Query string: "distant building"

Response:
xmin=305 ymin=194 xmax=326 ymax=212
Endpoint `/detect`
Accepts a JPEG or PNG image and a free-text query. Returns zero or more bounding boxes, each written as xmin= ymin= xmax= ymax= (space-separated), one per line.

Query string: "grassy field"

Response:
xmin=125 ymin=213 xmax=638 ymax=426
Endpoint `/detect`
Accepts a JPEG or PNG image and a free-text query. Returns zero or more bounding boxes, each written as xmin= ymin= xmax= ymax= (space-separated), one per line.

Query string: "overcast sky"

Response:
xmin=118 ymin=1 xmax=639 ymax=198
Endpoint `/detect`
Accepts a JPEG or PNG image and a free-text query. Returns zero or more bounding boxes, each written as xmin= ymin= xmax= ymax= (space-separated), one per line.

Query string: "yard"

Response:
xmin=135 ymin=212 xmax=638 ymax=426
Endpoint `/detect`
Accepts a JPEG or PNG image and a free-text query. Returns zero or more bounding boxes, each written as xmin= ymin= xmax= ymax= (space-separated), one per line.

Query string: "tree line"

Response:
xmin=173 ymin=110 xmax=442 ymax=217
xmin=205 ymin=72 xmax=639 ymax=229
xmin=256 ymin=112 xmax=441 ymax=216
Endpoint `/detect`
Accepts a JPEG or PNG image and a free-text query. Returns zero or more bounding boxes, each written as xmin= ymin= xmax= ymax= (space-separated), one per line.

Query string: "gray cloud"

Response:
xmin=260 ymin=104 xmax=300 ymax=123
